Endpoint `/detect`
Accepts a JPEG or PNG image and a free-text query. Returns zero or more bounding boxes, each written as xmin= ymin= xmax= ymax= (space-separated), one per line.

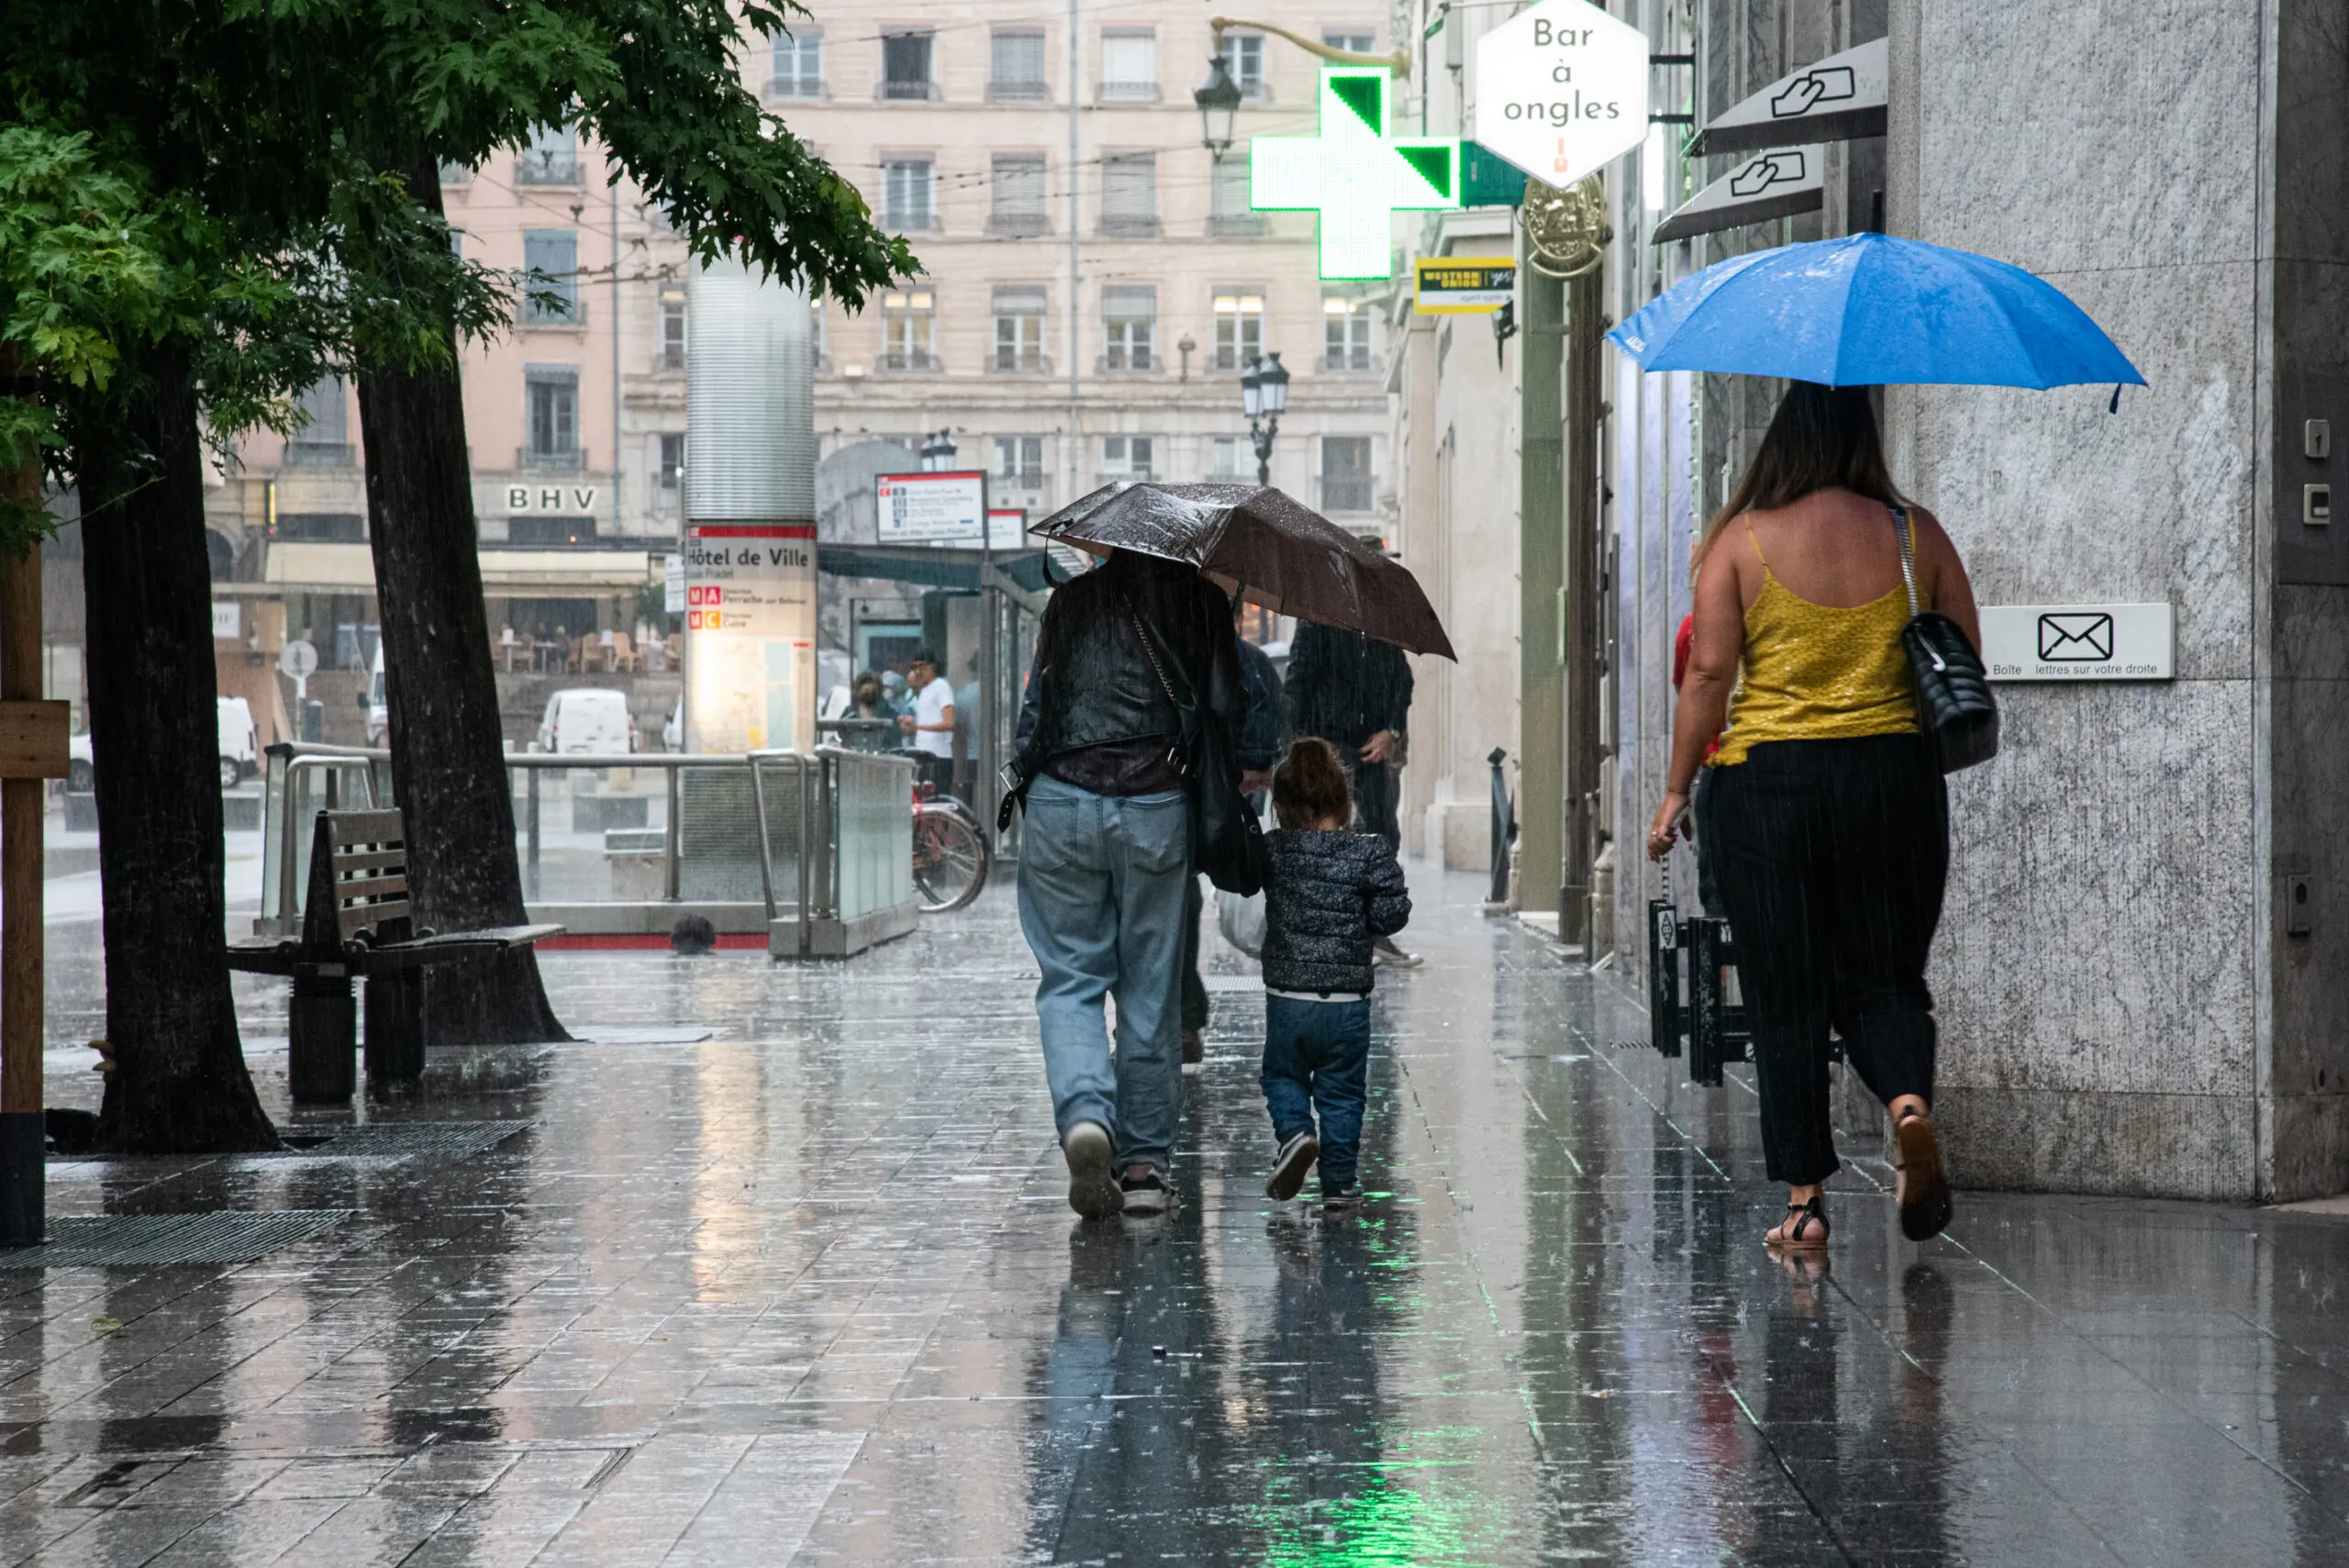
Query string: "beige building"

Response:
xmin=780 ymin=1 xmax=1393 ymax=528
xmin=204 ymin=0 xmax=1397 ymax=702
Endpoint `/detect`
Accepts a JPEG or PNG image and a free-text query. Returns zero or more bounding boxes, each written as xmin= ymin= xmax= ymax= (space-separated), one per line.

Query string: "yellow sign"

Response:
xmin=1413 ymin=257 xmax=1517 ymax=314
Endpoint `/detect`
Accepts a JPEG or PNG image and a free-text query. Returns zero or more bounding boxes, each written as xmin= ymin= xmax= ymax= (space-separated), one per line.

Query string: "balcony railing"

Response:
xmin=284 ymin=440 xmax=355 ymax=469
xmin=1321 ymin=350 xmax=1376 ymax=373
xmin=988 ymin=211 xmax=1050 ymax=238
xmin=878 ymin=350 xmax=941 ymax=373
xmin=520 ymin=297 xmax=586 ymax=328
xmin=989 ymin=79 xmax=1048 ymax=102
xmin=1209 ymin=212 xmax=1269 ymax=239
xmin=884 ymin=210 xmax=939 ymax=232
xmin=767 ymin=77 xmax=824 ymax=99
xmin=1099 ymin=214 xmax=1160 ymax=239
xmin=515 ymin=151 xmax=583 ymax=185
xmin=990 ymin=350 xmax=1052 ymax=374
xmin=516 ymin=446 xmax=589 ymax=473
xmin=1096 ymin=352 xmax=1162 ymax=373
xmin=880 ymin=78 xmax=937 ymax=101
xmin=1098 ymin=81 xmax=1159 ymax=104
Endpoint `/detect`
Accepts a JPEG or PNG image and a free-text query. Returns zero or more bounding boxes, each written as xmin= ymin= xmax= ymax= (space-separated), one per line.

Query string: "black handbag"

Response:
xmin=1890 ymin=505 xmax=1999 ymax=773
xmin=1124 ymin=596 xmax=1268 ymax=896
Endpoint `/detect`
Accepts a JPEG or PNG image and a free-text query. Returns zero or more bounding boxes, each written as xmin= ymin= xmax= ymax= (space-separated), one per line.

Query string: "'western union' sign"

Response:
xmin=1413 ymin=257 xmax=1516 ymax=314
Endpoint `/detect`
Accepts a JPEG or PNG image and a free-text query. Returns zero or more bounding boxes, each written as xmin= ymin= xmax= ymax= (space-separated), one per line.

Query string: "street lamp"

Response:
xmin=1194 ymin=57 xmax=1241 ymax=160
xmin=918 ymin=428 xmax=956 ymax=472
xmin=1241 ymin=351 xmax=1287 ymax=486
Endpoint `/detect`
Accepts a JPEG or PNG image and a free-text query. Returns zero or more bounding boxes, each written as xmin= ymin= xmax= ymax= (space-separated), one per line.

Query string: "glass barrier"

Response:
xmin=828 ymin=748 xmax=916 ymax=922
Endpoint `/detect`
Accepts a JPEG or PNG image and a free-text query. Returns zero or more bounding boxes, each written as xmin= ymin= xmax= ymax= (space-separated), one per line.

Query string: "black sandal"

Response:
xmin=1893 ymin=1109 xmax=1954 ymax=1241
xmin=1766 ymin=1195 xmax=1829 ymax=1250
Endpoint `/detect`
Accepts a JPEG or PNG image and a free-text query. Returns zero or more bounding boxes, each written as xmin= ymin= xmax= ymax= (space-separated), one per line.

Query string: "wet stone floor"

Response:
xmin=15 ymin=865 xmax=2349 ymax=1565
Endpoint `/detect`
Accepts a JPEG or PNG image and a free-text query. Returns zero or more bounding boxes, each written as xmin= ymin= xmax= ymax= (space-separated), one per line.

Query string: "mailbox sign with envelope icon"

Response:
xmin=2037 ymin=611 xmax=2114 ymax=662
xmin=1978 ymin=603 xmax=2173 ymax=681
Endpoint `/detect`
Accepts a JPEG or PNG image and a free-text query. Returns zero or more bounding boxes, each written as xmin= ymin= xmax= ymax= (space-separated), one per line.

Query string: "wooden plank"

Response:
xmin=0 ymin=699 xmax=68 ymax=781
xmin=329 ymin=849 xmax=407 ymax=875
xmin=328 ymin=809 xmax=406 ymax=847
xmin=329 ymin=873 xmax=408 ymax=904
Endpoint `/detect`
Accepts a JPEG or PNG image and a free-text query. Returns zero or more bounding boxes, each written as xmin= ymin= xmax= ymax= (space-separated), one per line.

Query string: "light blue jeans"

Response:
xmin=1017 ymin=775 xmax=1191 ymax=1173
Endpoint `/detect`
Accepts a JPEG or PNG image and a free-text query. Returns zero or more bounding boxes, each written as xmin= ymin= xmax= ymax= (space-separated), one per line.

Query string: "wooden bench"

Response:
xmin=228 ymin=809 xmax=562 ymax=1102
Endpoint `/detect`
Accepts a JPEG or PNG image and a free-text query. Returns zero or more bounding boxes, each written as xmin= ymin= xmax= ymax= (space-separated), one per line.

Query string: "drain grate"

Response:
xmin=293 ymin=1121 xmax=531 ymax=1162
xmin=0 ymin=1211 xmax=355 ymax=1268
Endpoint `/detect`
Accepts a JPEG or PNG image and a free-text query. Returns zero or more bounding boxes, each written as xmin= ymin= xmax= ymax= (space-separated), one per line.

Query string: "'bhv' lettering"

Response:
xmin=506 ymin=484 xmax=599 ymax=514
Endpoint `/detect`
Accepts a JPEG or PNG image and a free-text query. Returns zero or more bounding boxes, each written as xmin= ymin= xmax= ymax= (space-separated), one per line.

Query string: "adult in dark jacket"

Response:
xmin=1015 ymin=550 xmax=1246 ymax=1219
xmin=1177 ymin=608 xmax=1288 ymax=1069
xmin=1284 ymin=623 xmax=1417 ymax=963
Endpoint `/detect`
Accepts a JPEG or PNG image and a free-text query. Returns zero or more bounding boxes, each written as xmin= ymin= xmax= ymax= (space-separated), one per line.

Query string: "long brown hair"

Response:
xmin=1273 ymin=738 xmax=1353 ymax=830
xmin=1699 ymin=382 xmax=1909 ymax=561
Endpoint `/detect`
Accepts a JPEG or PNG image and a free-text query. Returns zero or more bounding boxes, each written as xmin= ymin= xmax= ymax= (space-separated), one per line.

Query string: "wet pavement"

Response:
xmin=14 ymin=863 xmax=2349 ymax=1564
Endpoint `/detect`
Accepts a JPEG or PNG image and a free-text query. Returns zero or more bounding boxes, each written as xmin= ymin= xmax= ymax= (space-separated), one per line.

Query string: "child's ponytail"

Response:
xmin=1272 ymin=738 xmax=1353 ymax=830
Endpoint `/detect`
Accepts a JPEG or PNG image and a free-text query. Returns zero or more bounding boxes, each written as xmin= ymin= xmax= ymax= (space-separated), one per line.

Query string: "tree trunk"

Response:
xmin=356 ymin=163 xmax=568 ymax=1045
xmin=80 ymin=341 xmax=279 ymax=1151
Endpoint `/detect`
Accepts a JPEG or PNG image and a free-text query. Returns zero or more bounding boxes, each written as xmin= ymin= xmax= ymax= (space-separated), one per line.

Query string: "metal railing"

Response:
xmin=256 ymin=742 xmax=918 ymax=958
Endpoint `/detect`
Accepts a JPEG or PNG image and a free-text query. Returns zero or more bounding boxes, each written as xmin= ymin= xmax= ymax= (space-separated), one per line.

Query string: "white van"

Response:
xmin=365 ymin=643 xmax=387 ymax=747
xmin=217 ymin=697 xmax=259 ymax=787
xmin=538 ymin=687 xmax=638 ymax=754
xmin=69 ymin=696 xmax=257 ymax=791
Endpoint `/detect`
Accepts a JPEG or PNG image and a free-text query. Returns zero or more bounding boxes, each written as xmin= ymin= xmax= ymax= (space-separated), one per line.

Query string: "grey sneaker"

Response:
xmin=1371 ymin=935 xmax=1422 ymax=968
xmin=1321 ymin=1182 xmax=1362 ymax=1214
xmin=1063 ymin=1122 xmax=1123 ymax=1220
xmin=1181 ymin=1029 xmax=1204 ymax=1076
xmin=1119 ymin=1165 xmax=1171 ymax=1218
xmin=1265 ymin=1131 xmax=1320 ymax=1201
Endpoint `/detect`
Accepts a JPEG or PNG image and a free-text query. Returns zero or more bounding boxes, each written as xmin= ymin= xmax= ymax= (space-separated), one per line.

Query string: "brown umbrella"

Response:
xmin=1030 ymin=483 xmax=1455 ymax=660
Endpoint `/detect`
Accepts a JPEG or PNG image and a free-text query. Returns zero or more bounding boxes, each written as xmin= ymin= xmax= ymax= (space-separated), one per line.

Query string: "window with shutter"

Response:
xmin=1320 ymin=437 xmax=1374 ymax=512
xmin=882 ymin=289 xmax=938 ymax=371
xmin=991 ymin=29 xmax=1047 ymax=99
xmin=1210 ymin=159 xmax=1264 ymax=238
xmin=286 ymin=379 xmax=351 ymax=467
xmin=1100 ymin=153 xmax=1157 ymax=236
xmin=884 ymin=159 xmax=936 ymax=230
xmin=1100 ymin=31 xmax=1156 ymax=102
xmin=1217 ymin=35 xmax=1264 ymax=101
xmin=524 ymin=365 xmax=582 ymax=469
xmin=990 ymin=155 xmax=1048 ymax=234
xmin=1323 ymin=298 xmax=1374 ymax=371
xmin=522 ymin=230 xmax=579 ymax=323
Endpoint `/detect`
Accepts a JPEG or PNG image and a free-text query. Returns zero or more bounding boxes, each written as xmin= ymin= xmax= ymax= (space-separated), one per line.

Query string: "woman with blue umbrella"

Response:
xmin=1628 ymin=232 xmax=2142 ymax=1251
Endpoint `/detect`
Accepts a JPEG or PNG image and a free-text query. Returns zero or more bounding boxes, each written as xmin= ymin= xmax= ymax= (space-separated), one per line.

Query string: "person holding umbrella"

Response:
xmin=1619 ymin=229 xmax=2143 ymax=1250
xmin=1006 ymin=548 xmax=1246 ymax=1220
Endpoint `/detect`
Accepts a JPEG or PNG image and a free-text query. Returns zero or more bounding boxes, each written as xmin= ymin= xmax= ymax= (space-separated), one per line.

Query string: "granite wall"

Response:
xmin=1886 ymin=0 xmax=2349 ymax=1199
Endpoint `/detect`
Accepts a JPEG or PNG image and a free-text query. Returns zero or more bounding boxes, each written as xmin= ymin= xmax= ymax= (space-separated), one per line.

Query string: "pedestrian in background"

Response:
xmin=899 ymin=650 xmax=956 ymax=796
xmin=1257 ymin=739 xmax=1410 ymax=1213
xmin=1284 ymin=623 xmax=1419 ymax=967
xmin=1008 ymin=550 xmax=1245 ymax=1219
xmin=1649 ymin=381 xmax=1979 ymax=1251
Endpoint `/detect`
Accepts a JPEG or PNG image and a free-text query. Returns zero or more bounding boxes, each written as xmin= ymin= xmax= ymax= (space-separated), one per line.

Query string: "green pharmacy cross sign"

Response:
xmin=1252 ymin=66 xmax=1461 ymax=280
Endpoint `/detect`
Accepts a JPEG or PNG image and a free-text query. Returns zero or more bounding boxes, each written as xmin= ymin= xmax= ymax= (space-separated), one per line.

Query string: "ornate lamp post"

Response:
xmin=918 ymin=429 xmax=956 ymax=473
xmin=1241 ymin=351 xmax=1288 ymax=486
xmin=1194 ymin=57 xmax=1241 ymax=160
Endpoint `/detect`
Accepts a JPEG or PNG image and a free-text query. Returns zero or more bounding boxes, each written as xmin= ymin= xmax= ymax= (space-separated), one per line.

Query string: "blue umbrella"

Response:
xmin=1606 ymin=231 xmax=2144 ymax=390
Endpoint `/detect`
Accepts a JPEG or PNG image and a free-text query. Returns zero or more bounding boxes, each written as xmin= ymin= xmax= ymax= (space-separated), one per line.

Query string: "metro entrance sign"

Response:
xmin=1251 ymin=67 xmax=1460 ymax=280
xmin=1473 ymin=0 xmax=1650 ymax=184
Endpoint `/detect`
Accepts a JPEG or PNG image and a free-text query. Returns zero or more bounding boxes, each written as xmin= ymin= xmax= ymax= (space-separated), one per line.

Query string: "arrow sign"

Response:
xmin=1688 ymin=38 xmax=1886 ymax=158
xmin=1651 ymin=145 xmax=1824 ymax=244
xmin=1251 ymin=66 xmax=1461 ymax=279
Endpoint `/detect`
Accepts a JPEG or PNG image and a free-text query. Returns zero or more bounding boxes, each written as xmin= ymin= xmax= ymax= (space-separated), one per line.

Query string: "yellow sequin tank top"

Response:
xmin=1711 ymin=520 xmax=1920 ymax=767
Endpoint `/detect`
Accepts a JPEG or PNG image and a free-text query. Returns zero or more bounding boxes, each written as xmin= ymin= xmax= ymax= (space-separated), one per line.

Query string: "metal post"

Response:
xmin=748 ymin=751 xmax=778 ymax=924
xmin=1519 ymin=262 xmax=1566 ymax=918
xmin=1486 ymin=747 xmax=1514 ymax=907
xmin=526 ymin=765 xmax=541 ymax=899
xmin=798 ymin=757 xmax=815 ymax=957
xmin=664 ymin=762 xmax=683 ymax=901
xmin=0 ymin=528 xmax=51 ymax=1243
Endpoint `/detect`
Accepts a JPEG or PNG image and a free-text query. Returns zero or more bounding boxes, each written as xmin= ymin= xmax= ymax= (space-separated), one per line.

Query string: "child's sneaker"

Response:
xmin=1264 ymin=1131 xmax=1319 ymax=1200
xmin=1119 ymin=1165 xmax=1172 ymax=1218
xmin=1321 ymin=1183 xmax=1361 ymax=1214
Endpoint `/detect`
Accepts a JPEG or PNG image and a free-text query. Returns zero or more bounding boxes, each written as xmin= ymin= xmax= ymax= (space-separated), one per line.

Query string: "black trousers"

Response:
xmin=1351 ymin=759 xmax=1399 ymax=852
xmin=1707 ymin=735 xmax=1949 ymax=1187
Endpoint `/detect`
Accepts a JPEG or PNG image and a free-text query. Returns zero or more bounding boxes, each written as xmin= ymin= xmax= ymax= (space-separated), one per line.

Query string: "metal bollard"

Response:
xmin=526 ymin=767 xmax=541 ymax=899
xmin=1648 ymin=859 xmax=1683 ymax=1058
xmin=1486 ymin=748 xmax=1515 ymax=906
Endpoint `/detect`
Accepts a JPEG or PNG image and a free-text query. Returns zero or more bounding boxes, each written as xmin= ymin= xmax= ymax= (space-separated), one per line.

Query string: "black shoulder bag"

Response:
xmin=1890 ymin=504 xmax=1998 ymax=773
xmin=1124 ymin=595 xmax=1267 ymax=896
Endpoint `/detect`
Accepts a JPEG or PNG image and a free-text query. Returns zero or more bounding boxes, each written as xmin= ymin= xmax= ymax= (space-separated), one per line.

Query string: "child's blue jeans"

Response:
xmin=1261 ymin=994 xmax=1372 ymax=1187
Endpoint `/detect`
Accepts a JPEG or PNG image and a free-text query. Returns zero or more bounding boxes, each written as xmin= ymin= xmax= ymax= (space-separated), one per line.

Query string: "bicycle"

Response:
xmin=912 ymin=779 xmax=991 ymax=913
